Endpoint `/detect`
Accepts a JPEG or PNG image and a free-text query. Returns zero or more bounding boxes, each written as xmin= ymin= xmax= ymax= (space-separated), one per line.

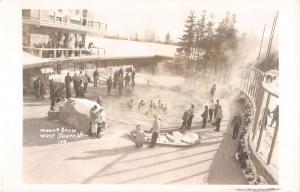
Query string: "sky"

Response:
xmin=88 ymin=1 xmax=278 ymax=42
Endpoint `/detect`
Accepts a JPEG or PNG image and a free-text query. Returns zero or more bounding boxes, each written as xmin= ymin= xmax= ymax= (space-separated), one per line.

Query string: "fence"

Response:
xmin=23 ymin=46 xmax=106 ymax=59
xmin=238 ymin=67 xmax=279 ymax=166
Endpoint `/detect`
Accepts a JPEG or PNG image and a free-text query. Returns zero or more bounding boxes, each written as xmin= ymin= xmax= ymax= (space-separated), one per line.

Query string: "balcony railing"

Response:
xmin=22 ymin=11 xmax=107 ymax=33
xmin=23 ymin=46 xmax=106 ymax=60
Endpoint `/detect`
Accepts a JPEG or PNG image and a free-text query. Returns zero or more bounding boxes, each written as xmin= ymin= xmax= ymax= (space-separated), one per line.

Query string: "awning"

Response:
xmin=86 ymin=36 xmax=178 ymax=59
xmin=23 ymin=52 xmax=50 ymax=69
xmin=40 ymin=67 xmax=54 ymax=74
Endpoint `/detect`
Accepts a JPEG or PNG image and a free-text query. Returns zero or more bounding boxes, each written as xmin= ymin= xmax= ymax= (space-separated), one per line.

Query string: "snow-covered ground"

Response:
xmin=23 ymin=73 xmax=246 ymax=184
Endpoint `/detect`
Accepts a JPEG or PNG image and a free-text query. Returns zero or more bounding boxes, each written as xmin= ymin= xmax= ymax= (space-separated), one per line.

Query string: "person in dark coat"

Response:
xmin=40 ymin=78 xmax=46 ymax=99
xmin=187 ymin=104 xmax=195 ymax=129
xmin=50 ymin=87 xmax=60 ymax=111
xmin=201 ymin=106 xmax=209 ymax=128
xmin=131 ymin=69 xmax=136 ymax=88
xmin=106 ymin=76 xmax=113 ymax=96
xmin=270 ymin=105 xmax=279 ymax=128
xmin=49 ymin=79 xmax=55 ymax=97
xmin=181 ymin=109 xmax=191 ymax=131
xmin=125 ymin=72 xmax=131 ymax=93
xmin=118 ymin=67 xmax=124 ymax=77
xmin=231 ymin=113 xmax=243 ymax=139
xmin=213 ymin=99 xmax=220 ymax=119
xmin=64 ymin=73 xmax=72 ymax=99
xmin=93 ymin=69 xmax=99 ymax=87
xmin=208 ymin=99 xmax=214 ymax=122
xmin=33 ymin=77 xmax=41 ymax=99
xmin=118 ymin=74 xmax=124 ymax=96
xmin=83 ymin=73 xmax=90 ymax=93
xmin=73 ymin=73 xmax=79 ymax=97
xmin=113 ymin=71 xmax=118 ymax=89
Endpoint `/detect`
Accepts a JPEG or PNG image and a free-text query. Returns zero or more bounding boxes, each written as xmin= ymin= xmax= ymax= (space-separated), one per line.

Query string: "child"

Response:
xmin=131 ymin=125 xmax=146 ymax=148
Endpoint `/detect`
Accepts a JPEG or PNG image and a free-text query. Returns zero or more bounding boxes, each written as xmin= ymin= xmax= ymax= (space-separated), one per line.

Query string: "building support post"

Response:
xmin=267 ymin=117 xmax=279 ymax=165
xmin=256 ymin=92 xmax=271 ymax=152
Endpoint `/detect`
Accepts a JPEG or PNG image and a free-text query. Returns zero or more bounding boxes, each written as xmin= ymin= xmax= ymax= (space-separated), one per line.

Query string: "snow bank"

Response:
xmin=59 ymin=98 xmax=102 ymax=134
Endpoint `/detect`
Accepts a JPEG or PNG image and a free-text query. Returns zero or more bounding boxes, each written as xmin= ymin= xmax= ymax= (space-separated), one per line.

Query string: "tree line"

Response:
xmin=175 ymin=10 xmax=239 ymax=78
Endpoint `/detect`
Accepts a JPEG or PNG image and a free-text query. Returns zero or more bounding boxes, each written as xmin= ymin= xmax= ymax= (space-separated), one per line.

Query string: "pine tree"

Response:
xmin=194 ymin=10 xmax=207 ymax=71
xmin=177 ymin=11 xmax=196 ymax=60
xmin=202 ymin=13 xmax=215 ymax=73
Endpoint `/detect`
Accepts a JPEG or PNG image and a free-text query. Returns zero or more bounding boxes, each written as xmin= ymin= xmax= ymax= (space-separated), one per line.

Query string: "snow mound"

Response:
xmin=59 ymin=98 xmax=102 ymax=134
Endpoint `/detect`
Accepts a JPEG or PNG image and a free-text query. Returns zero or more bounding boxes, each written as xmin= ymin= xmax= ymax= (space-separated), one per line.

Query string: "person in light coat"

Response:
xmin=215 ymin=105 xmax=223 ymax=132
xmin=149 ymin=114 xmax=161 ymax=148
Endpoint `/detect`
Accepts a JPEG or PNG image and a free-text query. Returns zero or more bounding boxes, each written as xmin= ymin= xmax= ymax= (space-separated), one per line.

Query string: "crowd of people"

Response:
xmin=33 ymin=39 xmax=95 ymax=58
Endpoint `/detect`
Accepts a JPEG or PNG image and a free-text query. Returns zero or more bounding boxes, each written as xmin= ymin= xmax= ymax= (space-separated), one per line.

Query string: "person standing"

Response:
xmin=260 ymin=107 xmax=271 ymax=129
xmin=83 ymin=73 xmax=90 ymax=93
xmin=49 ymin=79 xmax=55 ymax=97
xmin=73 ymin=73 xmax=79 ymax=97
xmin=33 ymin=77 xmax=41 ymax=99
xmin=210 ymin=84 xmax=216 ymax=98
xmin=96 ymin=108 xmax=106 ymax=138
xmin=78 ymin=71 xmax=84 ymax=88
xmin=149 ymin=114 xmax=161 ymax=148
xmin=181 ymin=109 xmax=191 ymax=131
xmin=93 ymin=69 xmax=99 ymax=87
xmin=50 ymin=87 xmax=60 ymax=111
xmin=187 ymin=104 xmax=195 ymax=130
xmin=131 ymin=69 xmax=136 ymax=88
xmin=89 ymin=105 xmax=98 ymax=137
xmin=215 ymin=105 xmax=223 ymax=132
xmin=201 ymin=106 xmax=209 ymax=128
xmin=118 ymin=74 xmax=124 ymax=96
xmin=40 ymin=78 xmax=46 ymax=99
xmin=270 ymin=105 xmax=279 ymax=127
xmin=106 ymin=76 xmax=113 ymax=96
xmin=214 ymin=99 xmax=220 ymax=119
xmin=208 ymin=99 xmax=214 ymax=122
xmin=65 ymin=72 xmax=72 ymax=99
xmin=125 ymin=72 xmax=131 ymax=93
xmin=113 ymin=70 xmax=118 ymax=89
xmin=119 ymin=67 xmax=124 ymax=77
xmin=231 ymin=113 xmax=243 ymax=139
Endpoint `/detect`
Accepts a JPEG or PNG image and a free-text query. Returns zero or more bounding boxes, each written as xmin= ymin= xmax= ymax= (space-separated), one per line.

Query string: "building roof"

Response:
xmin=86 ymin=37 xmax=178 ymax=59
xmin=23 ymin=52 xmax=50 ymax=69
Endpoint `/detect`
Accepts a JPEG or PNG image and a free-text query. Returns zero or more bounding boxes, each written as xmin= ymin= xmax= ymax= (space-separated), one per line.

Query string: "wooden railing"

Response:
xmin=23 ymin=14 xmax=107 ymax=32
xmin=238 ymin=67 xmax=279 ymax=166
xmin=23 ymin=46 xmax=106 ymax=59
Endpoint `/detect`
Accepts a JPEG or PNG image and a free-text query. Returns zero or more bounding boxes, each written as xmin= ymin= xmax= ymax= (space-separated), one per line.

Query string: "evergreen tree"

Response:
xmin=177 ymin=11 xmax=196 ymax=59
xmin=194 ymin=10 xmax=207 ymax=71
xmin=202 ymin=13 xmax=215 ymax=73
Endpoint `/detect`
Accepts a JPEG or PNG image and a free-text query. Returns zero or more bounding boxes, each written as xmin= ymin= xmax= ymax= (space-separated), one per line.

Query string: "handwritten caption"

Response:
xmin=40 ymin=127 xmax=85 ymax=144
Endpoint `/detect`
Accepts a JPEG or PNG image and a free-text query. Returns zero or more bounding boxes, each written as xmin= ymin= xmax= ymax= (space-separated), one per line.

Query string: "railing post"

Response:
xmin=256 ymin=92 xmax=271 ymax=152
xmin=39 ymin=49 xmax=43 ymax=57
xmin=267 ymin=117 xmax=279 ymax=165
xmin=53 ymin=48 xmax=56 ymax=59
xmin=252 ymin=86 xmax=264 ymax=140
